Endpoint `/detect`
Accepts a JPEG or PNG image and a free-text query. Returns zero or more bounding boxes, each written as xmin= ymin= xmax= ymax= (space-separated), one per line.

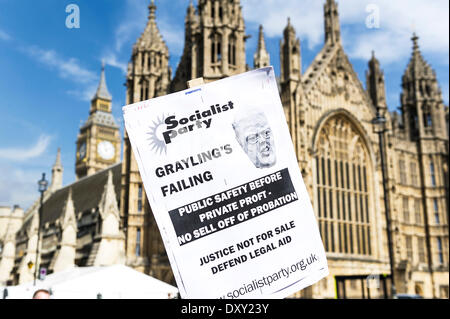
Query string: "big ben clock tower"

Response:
xmin=75 ymin=63 xmax=121 ymax=179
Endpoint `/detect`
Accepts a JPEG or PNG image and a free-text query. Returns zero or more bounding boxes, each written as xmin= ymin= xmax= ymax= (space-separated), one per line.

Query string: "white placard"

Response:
xmin=122 ymin=67 xmax=328 ymax=299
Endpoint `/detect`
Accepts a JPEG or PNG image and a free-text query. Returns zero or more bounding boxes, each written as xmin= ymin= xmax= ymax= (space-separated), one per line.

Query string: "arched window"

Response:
xmin=403 ymin=196 xmax=410 ymax=223
xmin=228 ymin=34 xmax=236 ymax=66
xmin=291 ymin=49 xmax=300 ymax=74
xmin=405 ymin=235 xmax=413 ymax=262
xmin=409 ymin=108 xmax=419 ymax=137
xmin=418 ymin=237 xmax=426 ymax=263
xmin=154 ymin=78 xmax=159 ymax=98
xmin=399 ymin=157 xmax=407 ymax=184
xmin=138 ymin=184 xmax=143 ymax=213
xmin=430 ymin=159 xmax=436 ymax=186
xmin=423 ymin=104 xmax=432 ymax=128
xmin=437 ymin=237 xmax=443 ymax=264
xmin=219 ymin=5 xmax=223 ymax=21
xmin=211 ymin=2 xmax=215 ymax=19
xmin=433 ymin=198 xmax=439 ymax=224
xmin=315 ymin=116 xmax=372 ymax=256
xmin=136 ymin=228 xmax=141 ymax=257
xmin=140 ymin=80 xmax=149 ymax=101
xmin=97 ymin=211 xmax=102 ymax=235
xmin=414 ymin=198 xmax=422 ymax=224
xmin=211 ymin=33 xmax=222 ymax=64
xmin=410 ymin=161 xmax=418 ymax=185
xmin=426 ymin=84 xmax=431 ymax=96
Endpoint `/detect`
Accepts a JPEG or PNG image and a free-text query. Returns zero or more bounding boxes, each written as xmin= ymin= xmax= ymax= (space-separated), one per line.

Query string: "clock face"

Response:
xmin=97 ymin=140 xmax=115 ymax=160
xmin=79 ymin=142 xmax=86 ymax=160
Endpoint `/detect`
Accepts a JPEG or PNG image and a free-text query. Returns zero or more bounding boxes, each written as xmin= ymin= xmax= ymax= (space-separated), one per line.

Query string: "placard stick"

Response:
xmin=187 ymin=77 xmax=204 ymax=88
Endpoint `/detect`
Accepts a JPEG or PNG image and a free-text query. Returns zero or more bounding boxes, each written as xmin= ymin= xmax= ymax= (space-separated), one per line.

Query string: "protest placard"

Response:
xmin=122 ymin=67 xmax=328 ymax=299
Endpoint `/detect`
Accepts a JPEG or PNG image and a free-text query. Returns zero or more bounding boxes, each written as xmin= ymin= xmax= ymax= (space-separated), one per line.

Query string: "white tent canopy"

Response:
xmin=1 ymin=265 xmax=178 ymax=299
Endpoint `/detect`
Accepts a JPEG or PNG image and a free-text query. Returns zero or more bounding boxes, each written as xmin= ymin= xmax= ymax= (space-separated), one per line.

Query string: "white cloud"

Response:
xmin=0 ymin=135 xmax=52 ymax=161
xmin=342 ymin=28 xmax=412 ymax=64
xmin=242 ymin=0 xmax=449 ymax=65
xmin=158 ymin=19 xmax=185 ymax=57
xmin=22 ymin=45 xmax=97 ymax=84
xmin=67 ymin=83 xmax=98 ymax=102
xmin=0 ymin=28 xmax=11 ymax=41
xmin=441 ymin=84 xmax=449 ymax=106
xmin=242 ymin=0 xmax=324 ymax=49
xmin=18 ymin=44 xmax=104 ymax=101
xmin=102 ymin=52 xmax=128 ymax=74
xmin=341 ymin=0 xmax=449 ymax=64
xmin=115 ymin=19 xmax=142 ymax=53
xmin=112 ymin=0 xmax=184 ymax=57
xmin=0 ymin=165 xmax=44 ymax=209
xmin=103 ymin=0 xmax=149 ymax=75
xmin=114 ymin=0 xmax=148 ymax=52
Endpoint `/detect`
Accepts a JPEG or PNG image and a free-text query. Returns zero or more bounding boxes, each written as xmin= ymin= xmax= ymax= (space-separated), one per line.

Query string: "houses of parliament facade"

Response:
xmin=0 ymin=0 xmax=448 ymax=298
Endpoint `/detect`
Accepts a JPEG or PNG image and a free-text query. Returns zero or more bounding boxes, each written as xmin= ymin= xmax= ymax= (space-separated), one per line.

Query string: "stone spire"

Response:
xmin=93 ymin=169 xmax=125 ymax=266
xmin=99 ymin=170 xmax=120 ymax=222
xmin=0 ymin=206 xmax=24 ymax=285
xmin=185 ymin=0 xmax=197 ymax=41
xmin=253 ymin=25 xmax=270 ymax=69
xmin=93 ymin=62 xmax=112 ymax=102
xmin=135 ymin=0 xmax=168 ymax=54
xmin=78 ymin=60 xmax=120 ymax=179
xmin=148 ymin=0 xmax=156 ymax=20
xmin=171 ymin=0 xmax=246 ymax=91
xmin=280 ymin=16 xmax=302 ymax=151
xmin=412 ymin=32 xmax=419 ymax=50
xmin=366 ymin=51 xmax=387 ymax=110
xmin=280 ymin=17 xmax=301 ymax=83
xmin=403 ymin=33 xmax=435 ymax=83
xmin=50 ymin=148 xmax=63 ymax=192
xmin=61 ymin=188 xmax=77 ymax=232
xmin=284 ymin=17 xmax=296 ymax=39
xmin=324 ymin=0 xmax=341 ymax=44
xmin=257 ymin=25 xmax=267 ymax=52
xmin=54 ymin=147 xmax=62 ymax=167
xmin=51 ymin=188 xmax=77 ymax=272
xmin=401 ymin=33 xmax=446 ymax=139
xmin=127 ymin=0 xmax=171 ymax=102
xmin=17 ymin=211 xmax=40 ymax=284
xmin=186 ymin=0 xmax=195 ymax=22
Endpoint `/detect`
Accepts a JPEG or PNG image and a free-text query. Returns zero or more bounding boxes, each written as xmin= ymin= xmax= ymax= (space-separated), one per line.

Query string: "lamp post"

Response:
xmin=371 ymin=111 xmax=397 ymax=298
xmin=34 ymin=173 xmax=48 ymax=286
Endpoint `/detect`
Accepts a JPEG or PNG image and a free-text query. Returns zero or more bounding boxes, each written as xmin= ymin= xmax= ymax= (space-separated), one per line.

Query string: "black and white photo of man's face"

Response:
xmin=233 ymin=112 xmax=276 ymax=168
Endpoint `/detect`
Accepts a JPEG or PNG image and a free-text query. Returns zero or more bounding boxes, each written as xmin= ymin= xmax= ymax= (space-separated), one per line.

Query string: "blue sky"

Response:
xmin=0 ymin=0 xmax=448 ymax=210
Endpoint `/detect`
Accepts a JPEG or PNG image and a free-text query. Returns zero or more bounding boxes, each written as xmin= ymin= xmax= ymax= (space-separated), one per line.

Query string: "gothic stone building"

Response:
xmin=120 ymin=0 xmax=449 ymax=298
xmin=1 ymin=0 xmax=448 ymax=298
xmin=0 ymin=69 xmax=125 ymax=286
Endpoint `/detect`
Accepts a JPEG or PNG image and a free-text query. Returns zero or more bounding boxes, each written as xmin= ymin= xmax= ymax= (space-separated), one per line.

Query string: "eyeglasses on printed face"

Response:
xmin=245 ymin=128 xmax=272 ymax=144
